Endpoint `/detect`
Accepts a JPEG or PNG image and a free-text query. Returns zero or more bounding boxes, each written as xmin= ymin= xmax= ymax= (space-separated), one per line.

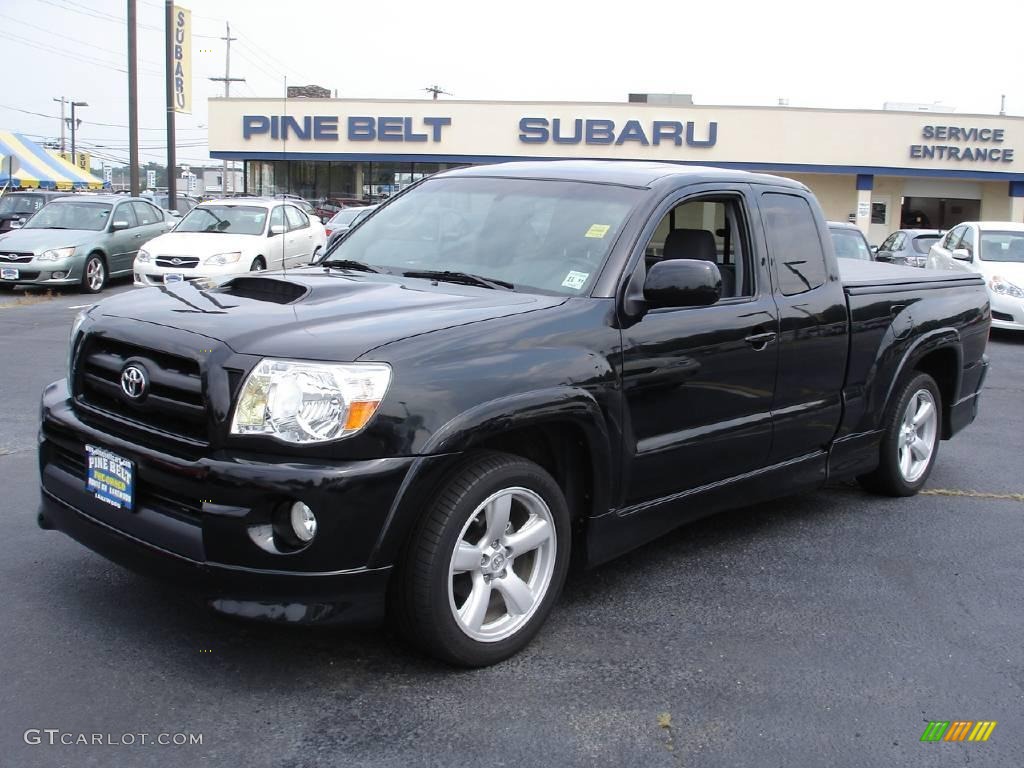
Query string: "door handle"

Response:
xmin=745 ymin=330 xmax=777 ymax=350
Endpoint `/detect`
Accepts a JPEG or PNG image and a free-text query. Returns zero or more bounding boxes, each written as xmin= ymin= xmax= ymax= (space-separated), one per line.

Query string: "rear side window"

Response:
xmin=762 ymin=193 xmax=827 ymax=296
xmin=912 ymin=235 xmax=940 ymax=254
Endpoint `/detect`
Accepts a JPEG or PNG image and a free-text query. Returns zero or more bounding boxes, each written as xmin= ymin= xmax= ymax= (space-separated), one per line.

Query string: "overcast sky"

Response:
xmin=3 ymin=0 xmax=1022 ymax=169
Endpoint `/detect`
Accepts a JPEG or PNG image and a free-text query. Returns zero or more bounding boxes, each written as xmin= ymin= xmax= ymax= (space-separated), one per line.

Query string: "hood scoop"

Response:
xmin=213 ymin=276 xmax=309 ymax=305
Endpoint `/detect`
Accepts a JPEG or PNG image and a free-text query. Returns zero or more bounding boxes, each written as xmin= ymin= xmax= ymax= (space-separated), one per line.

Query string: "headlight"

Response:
xmin=68 ymin=306 xmax=93 ymax=380
xmin=989 ymin=276 xmax=1024 ymax=298
xmin=135 ymin=249 xmax=152 ymax=263
xmin=204 ymin=251 xmax=242 ymax=266
xmin=38 ymin=246 xmax=76 ymax=262
xmin=230 ymin=359 xmax=392 ymax=444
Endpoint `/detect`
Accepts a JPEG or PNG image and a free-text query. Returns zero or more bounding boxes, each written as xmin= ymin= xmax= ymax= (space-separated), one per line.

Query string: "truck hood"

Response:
xmin=0 ymin=228 xmax=97 ymax=254
xmin=143 ymin=231 xmax=264 ymax=257
xmin=93 ymin=268 xmax=567 ymax=360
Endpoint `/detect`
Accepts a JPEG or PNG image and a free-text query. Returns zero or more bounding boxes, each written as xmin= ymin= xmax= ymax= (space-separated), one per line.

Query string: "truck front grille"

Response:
xmin=74 ymin=335 xmax=208 ymax=444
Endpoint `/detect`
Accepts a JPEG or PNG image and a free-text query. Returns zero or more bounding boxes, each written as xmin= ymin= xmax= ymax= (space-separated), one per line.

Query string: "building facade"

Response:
xmin=208 ymin=97 xmax=1024 ymax=244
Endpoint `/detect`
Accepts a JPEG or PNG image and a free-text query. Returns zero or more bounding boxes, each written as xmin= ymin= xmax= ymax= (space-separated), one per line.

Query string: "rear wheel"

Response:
xmin=392 ymin=452 xmax=571 ymax=667
xmin=80 ymin=254 xmax=106 ymax=294
xmin=858 ymin=372 xmax=941 ymax=496
xmin=249 ymin=256 xmax=266 ymax=272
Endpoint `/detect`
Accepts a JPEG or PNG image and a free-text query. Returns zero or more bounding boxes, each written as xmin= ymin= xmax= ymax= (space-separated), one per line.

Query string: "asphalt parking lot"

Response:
xmin=1 ymin=289 xmax=1022 ymax=768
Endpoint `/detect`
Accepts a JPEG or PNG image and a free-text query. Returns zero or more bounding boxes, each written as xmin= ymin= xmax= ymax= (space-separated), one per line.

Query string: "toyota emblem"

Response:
xmin=120 ymin=364 xmax=148 ymax=401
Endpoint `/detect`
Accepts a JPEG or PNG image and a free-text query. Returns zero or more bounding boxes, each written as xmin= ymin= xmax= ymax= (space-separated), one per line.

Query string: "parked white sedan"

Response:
xmin=927 ymin=221 xmax=1024 ymax=331
xmin=133 ymin=198 xmax=326 ymax=286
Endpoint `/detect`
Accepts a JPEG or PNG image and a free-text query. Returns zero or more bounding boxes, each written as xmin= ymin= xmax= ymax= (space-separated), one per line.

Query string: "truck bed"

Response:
xmin=838 ymin=258 xmax=985 ymax=294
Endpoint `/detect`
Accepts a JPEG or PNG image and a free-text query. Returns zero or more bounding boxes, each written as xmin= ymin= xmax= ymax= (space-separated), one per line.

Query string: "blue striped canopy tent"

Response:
xmin=0 ymin=132 xmax=103 ymax=190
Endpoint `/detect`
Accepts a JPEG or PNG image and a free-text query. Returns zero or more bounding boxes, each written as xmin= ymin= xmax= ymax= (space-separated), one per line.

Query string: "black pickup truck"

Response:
xmin=38 ymin=161 xmax=989 ymax=666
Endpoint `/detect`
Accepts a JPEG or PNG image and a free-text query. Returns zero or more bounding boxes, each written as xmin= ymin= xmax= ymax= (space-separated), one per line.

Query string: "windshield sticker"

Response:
xmin=585 ymin=224 xmax=611 ymax=239
xmin=562 ymin=270 xmax=589 ymax=290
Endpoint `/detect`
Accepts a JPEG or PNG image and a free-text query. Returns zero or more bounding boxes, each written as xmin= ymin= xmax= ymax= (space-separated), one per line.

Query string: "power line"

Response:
xmin=0 ymin=104 xmax=206 ymax=132
xmin=0 ymin=11 xmax=161 ymax=67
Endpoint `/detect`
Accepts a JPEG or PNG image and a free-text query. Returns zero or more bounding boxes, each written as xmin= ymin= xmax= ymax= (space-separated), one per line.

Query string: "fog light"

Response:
xmin=51 ymin=271 xmax=66 ymax=279
xmin=290 ymin=501 xmax=317 ymax=543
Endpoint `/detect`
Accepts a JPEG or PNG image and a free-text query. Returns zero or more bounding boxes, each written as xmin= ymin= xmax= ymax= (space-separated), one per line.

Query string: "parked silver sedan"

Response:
xmin=0 ymin=195 xmax=173 ymax=293
xmin=875 ymin=229 xmax=944 ymax=268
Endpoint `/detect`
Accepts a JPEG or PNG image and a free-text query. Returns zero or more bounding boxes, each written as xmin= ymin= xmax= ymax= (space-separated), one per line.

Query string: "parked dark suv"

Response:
xmin=0 ymin=190 xmax=65 ymax=232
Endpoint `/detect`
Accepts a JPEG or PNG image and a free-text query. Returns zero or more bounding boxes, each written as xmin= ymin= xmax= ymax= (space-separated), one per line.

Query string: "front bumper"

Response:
xmin=133 ymin=261 xmax=245 ymax=287
xmin=38 ymin=379 xmax=429 ymax=625
xmin=989 ymin=292 xmax=1024 ymax=331
xmin=0 ymin=258 xmax=81 ymax=286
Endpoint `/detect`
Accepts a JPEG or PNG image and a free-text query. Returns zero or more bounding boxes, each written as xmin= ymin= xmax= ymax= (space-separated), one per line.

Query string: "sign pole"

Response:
xmin=165 ymin=0 xmax=177 ymax=206
xmin=128 ymin=0 xmax=140 ymax=195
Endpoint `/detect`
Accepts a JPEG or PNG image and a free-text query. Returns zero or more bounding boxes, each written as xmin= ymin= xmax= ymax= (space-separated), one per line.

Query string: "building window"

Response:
xmin=871 ymin=201 xmax=887 ymax=225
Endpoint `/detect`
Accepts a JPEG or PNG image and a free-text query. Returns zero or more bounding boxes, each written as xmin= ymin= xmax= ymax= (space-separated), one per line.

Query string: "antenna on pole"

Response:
xmin=424 ymin=84 xmax=452 ymax=100
xmin=209 ymin=22 xmax=245 ymax=195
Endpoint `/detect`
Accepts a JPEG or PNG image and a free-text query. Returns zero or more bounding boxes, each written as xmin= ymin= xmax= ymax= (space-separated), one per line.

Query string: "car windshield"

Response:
xmin=175 ymin=205 xmax=267 ymax=235
xmin=830 ymin=228 xmax=872 ymax=260
xmin=0 ymin=195 xmax=45 ymax=215
xmin=912 ymin=235 xmax=940 ymax=254
xmin=980 ymin=231 xmax=1024 ymax=262
xmin=328 ymin=208 xmax=365 ymax=228
xmin=326 ymin=177 xmax=641 ymax=295
xmin=24 ymin=201 xmax=112 ymax=231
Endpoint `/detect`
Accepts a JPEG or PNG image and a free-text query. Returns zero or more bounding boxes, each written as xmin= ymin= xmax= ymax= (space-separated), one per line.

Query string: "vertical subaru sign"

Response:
xmin=173 ymin=5 xmax=191 ymax=114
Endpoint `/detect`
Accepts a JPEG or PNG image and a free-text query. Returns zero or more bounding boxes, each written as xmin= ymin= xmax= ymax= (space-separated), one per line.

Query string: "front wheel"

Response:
xmin=80 ymin=254 xmax=106 ymax=294
xmin=392 ymin=452 xmax=571 ymax=667
xmin=858 ymin=372 xmax=941 ymax=496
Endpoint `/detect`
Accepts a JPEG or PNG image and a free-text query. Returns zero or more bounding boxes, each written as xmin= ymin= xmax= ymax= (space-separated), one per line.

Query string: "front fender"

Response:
xmin=367 ymin=387 xmax=616 ymax=569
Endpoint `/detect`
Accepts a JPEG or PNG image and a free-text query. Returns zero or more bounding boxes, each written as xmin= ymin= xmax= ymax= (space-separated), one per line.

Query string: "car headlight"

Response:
xmin=230 ymin=359 xmax=392 ymax=443
xmin=38 ymin=246 xmax=76 ymax=262
xmin=68 ymin=306 xmax=94 ymax=380
xmin=136 ymin=249 xmax=152 ymax=263
xmin=989 ymin=276 xmax=1024 ymax=298
xmin=204 ymin=251 xmax=242 ymax=266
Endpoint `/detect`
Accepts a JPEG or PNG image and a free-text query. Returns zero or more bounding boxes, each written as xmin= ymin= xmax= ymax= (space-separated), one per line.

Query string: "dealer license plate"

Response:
xmin=0 ymin=268 xmax=18 ymax=280
xmin=86 ymin=445 xmax=134 ymax=511
xmin=163 ymin=273 xmax=184 ymax=284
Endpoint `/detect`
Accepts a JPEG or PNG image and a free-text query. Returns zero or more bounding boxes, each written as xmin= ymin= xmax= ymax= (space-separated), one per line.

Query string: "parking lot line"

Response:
xmin=922 ymin=488 xmax=1024 ymax=502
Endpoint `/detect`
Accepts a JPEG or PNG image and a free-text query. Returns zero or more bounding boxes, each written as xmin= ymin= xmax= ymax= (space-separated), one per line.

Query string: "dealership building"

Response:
xmin=208 ymin=97 xmax=1024 ymax=244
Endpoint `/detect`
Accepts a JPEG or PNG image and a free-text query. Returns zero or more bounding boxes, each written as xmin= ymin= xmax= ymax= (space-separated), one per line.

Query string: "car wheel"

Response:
xmin=80 ymin=254 xmax=107 ymax=294
xmin=249 ymin=256 xmax=266 ymax=272
xmin=392 ymin=452 xmax=571 ymax=667
xmin=858 ymin=372 xmax=941 ymax=496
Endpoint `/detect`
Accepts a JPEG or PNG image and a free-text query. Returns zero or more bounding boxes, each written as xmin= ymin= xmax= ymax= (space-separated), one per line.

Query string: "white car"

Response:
xmin=926 ymin=221 xmax=1024 ymax=331
xmin=133 ymin=198 xmax=326 ymax=287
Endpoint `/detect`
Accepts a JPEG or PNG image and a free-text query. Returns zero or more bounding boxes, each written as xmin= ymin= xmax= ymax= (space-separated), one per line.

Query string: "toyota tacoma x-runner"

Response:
xmin=38 ymin=161 xmax=990 ymax=667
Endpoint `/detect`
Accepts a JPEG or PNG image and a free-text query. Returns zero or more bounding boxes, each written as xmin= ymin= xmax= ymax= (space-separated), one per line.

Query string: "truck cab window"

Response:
xmin=762 ymin=193 xmax=828 ymax=296
xmin=643 ymin=198 xmax=752 ymax=298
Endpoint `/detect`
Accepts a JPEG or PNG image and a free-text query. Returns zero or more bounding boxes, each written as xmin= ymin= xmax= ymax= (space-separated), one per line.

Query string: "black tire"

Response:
xmin=79 ymin=253 xmax=106 ymax=294
xmin=249 ymin=256 xmax=266 ymax=272
xmin=391 ymin=452 xmax=571 ymax=667
xmin=857 ymin=372 xmax=942 ymax=497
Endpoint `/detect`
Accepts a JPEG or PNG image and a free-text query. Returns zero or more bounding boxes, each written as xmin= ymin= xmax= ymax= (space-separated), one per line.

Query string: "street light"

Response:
xmin=70 ymin=101 xmax=88 ymax=169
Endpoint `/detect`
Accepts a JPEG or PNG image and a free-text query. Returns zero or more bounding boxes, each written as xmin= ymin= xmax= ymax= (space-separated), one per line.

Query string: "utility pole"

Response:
xmin=165 ymin=0 xmax=176 ymax=209
xmin=70 ymin=101 xmax=88 ymax=168
xmin=127 ymin=0 xmax=140 ymax=194
xmin=424 ymin=84 xmax=451 ymax=100
xmin=52 ymin=97 xmax=67 ymax=154
xmin=209 ymin=21 xmax=244 ymax=195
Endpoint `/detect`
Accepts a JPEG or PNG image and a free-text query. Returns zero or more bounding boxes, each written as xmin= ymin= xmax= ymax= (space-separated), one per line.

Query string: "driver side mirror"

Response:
xmin=110 ymin=220 xmax=129 ymax=231
xmin=269 ymin=224 xmax=285 ymax=236
xmin=870 ymin=245 xmax=878 ymax=254
xmin=951 ymin=248 xmax=972 ymax=261
xmin=10 ymin=218 xmax=24 ymax=229
xmin=644 ymin=259 xmax=721 ymax=309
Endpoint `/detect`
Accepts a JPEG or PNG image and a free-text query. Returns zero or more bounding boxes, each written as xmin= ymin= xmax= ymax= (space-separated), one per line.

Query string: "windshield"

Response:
xmin=980 ymin=231 xmax=1024 ymax=262
xmin=829 ymin=228 xmax=872 ymax=260
xmin=326 ymin=177 xmax=640 ymax=295
xmin=328 ymin=208 xmax=366 ymax=228
xmin=912 ymin=235 xmax=940 ymax=254
xmin=175 ymin=205 xmax=267 ymax=235
xmin=24 ymin=201 xmax=111 ymax=231
xmin=0 ymin=195 xmax=45 ymax=215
